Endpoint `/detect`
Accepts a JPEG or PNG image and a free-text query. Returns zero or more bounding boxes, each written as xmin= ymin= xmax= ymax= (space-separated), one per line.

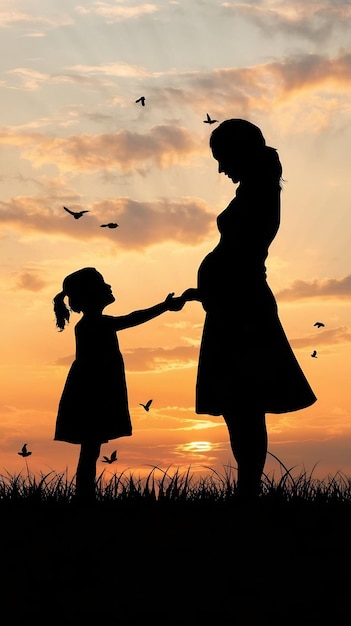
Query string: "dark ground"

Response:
xmin=1 ymin=499 xmax=351 ymax=625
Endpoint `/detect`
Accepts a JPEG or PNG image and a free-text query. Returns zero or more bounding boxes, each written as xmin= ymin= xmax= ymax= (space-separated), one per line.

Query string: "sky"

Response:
xmin=1 ymin=0 xmax=351 ymax=485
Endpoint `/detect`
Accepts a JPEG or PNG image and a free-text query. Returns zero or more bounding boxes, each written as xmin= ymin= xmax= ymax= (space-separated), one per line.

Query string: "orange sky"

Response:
xmin=1 ymin=1 xmax=351 ymax=484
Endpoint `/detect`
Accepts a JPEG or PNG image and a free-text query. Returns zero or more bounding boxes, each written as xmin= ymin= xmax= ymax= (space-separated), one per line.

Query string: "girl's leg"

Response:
xmin=76 ymin=441 xmax=101 ymax=501
xmin=223 ymin=409 xmax=267 ymax=500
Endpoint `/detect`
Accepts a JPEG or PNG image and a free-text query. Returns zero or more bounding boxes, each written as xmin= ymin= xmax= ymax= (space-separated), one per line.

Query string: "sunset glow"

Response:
xmin=1 ymin=1 xmax=351 ymax=482
xmin=179 ymin=442 xmax=213 ymax=453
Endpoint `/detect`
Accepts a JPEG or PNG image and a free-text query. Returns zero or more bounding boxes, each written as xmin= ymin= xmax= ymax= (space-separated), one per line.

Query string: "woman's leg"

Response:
xmin=223 ymin=409 xmax=267 ymax=500
xmin=76 ymin=441 xmax=101 ymax=501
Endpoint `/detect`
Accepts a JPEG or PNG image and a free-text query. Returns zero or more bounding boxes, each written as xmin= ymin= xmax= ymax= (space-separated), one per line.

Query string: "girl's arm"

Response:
xmin=113 ymin=293 xmax=185 ymax=331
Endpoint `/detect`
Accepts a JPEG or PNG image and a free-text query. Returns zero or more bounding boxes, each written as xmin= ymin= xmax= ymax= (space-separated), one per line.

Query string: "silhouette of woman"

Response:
xmin=182 ymin=119 xmax=317 ymax=500
xmin=53 ymin=267 xmax=184 ymax=502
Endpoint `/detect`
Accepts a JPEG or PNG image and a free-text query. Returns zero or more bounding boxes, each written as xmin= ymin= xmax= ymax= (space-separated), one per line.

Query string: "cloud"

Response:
xmin=15 ymin=271 xmax=47 ymax=292
xmin=0 ymin=195 xmax=214 ymax=249
xmin=4 ymin=49 xmax=351 ymax=134
xmin=221 ymin=1 xmax=351 ymax=42
xmin=190 ymin=50 xmax=351 ymax=115
xmin=290 ymin=326 xmax=351 ymax=350
xmin=68 ymin=62 xmax=149 ymax=79
xmin=0 ymin=125 xmax=203 ymax=172
xmin=5 ymin=62 xmax=151 ymax=91
xmin=123 ymin=345 xmax=198 ymax=372
xmin=75 ymin=2 xmax=159 ymax=22
xmin=91 ymin=196 xmax=215 ymax=247
xmin=269 ymin=50 xmax=351 ymax=97
xmin=137 ymin=50 xmax=351 ymax=132
xmin=276 ymin=276 xmax=351 ymax=301
xmin=54 ymin=345 xmax=198 ymax=372
xmin=54 ymin=355 xmax=75 ymax=367
xmin=5 ymin=67 xmax=119 ymax=92
xmin=0 ymin=10 xmax=72 ymax=30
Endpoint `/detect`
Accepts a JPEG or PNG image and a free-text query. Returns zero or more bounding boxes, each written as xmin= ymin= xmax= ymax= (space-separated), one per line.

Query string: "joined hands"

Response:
xmin=165 ymin=288 xmax=200 ymax=311
xmin=165 ymin=292 xmax=185 ymax=311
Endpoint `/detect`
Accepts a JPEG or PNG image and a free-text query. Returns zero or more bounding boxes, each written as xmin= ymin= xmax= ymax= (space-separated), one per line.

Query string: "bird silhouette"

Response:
xmin=135 ymin=97 xmax=146 ymax=106
xmin=101 ymin=450 xmax=118 ymax=464
xmin=203 ymin=113 xmax=218 ymax=125
xmin=140 ymin=399 xmax=153 ymax=411
xmin=100 ymin=223 xmax=119 ymax=229
xmin=314 ymin=322 xmax=325 ymax=328
xmin=18 ymin=443 xmax=32 ymax=457
xmin=311 ymin=350 xmax=318 ymax=358
xmin=63 ymin=206 xmax=89 ymax=219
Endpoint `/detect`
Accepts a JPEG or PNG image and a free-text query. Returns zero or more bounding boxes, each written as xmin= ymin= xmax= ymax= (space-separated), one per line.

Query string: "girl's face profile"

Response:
xmin=84 ymin=272 xmax=115 ymax=310
xmin=94 ymin=276 xmax=115 ymax=307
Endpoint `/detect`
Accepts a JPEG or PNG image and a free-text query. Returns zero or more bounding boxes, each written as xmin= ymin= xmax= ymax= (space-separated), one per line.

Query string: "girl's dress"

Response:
xmin=55 ymin=315 xmax=132 ymax=444
xmin=196 ymin=180 xmax=317 ymax=416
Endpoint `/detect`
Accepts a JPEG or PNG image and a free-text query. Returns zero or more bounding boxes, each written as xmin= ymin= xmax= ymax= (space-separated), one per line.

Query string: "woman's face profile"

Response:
xmin=212 ymin=146 xmax=242 ymax=183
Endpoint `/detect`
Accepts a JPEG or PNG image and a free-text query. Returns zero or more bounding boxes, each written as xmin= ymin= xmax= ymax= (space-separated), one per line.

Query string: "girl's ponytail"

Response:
xmin=53 ymin=291 xmax=70 ymax=331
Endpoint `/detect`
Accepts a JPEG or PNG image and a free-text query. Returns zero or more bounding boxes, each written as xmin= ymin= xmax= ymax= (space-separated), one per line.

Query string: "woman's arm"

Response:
xmin=113 ymin=293 xmax=185 ymax=331
xmin=181 ymin=288 xmax=201 ymax=302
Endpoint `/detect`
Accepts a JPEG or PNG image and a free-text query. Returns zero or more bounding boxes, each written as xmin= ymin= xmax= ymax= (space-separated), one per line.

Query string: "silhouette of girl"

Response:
xmin=182 ymin=119 xmax=317 ymax=501
xmin=53 ymin=267 xmax=184 ymax=502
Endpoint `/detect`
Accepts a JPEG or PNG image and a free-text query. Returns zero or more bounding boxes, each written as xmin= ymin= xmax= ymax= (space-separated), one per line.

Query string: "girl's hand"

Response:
xmin=165 ymin=292 xmax=186 ymax=311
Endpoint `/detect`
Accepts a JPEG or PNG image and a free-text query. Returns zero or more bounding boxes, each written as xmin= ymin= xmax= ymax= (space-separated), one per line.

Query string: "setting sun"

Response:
xmin=181 ymin=441 xmax=213 ymax=453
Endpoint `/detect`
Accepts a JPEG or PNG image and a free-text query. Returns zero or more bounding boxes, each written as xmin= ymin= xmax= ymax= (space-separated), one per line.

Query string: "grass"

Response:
xmin=2 ymin=460 xmax=351 ymax=624
xmin=1 ymin=455 xmax=351 ymax=508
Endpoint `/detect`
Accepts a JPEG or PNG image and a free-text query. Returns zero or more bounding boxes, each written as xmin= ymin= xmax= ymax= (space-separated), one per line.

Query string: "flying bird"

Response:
xmin=140 ymin=399 xmax=153 ymax=412
xmin=101 ymin=450 xmax=118 ymax=464
xmin=135 ymin=96 xmax=146 ymax=106
xmin=314 ymin=322 xmax=325 ymax=328
xmin=63 ymin=206 xmax=90 ymax=220
xmin=203 ymin=113 xmax=218 ymax=125
xmin=100 ymin=223 xmax=119 ymax=229
xmin=18 ymin=443 xmax=32 ymax=457
xmin=311 ymin=350 xmax=318 ymax=358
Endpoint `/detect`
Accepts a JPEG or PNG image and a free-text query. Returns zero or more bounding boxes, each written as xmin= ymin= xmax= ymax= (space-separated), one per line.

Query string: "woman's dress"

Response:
xmin=55 ymin=315 xmax=132 ymax=444
xmin=196 ymin=181 xmax=317 ymax=416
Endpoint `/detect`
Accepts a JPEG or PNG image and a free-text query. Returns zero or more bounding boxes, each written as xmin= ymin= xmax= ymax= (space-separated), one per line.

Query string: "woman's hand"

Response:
xmin=181 ymin=288 xmax=200 ymax=302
